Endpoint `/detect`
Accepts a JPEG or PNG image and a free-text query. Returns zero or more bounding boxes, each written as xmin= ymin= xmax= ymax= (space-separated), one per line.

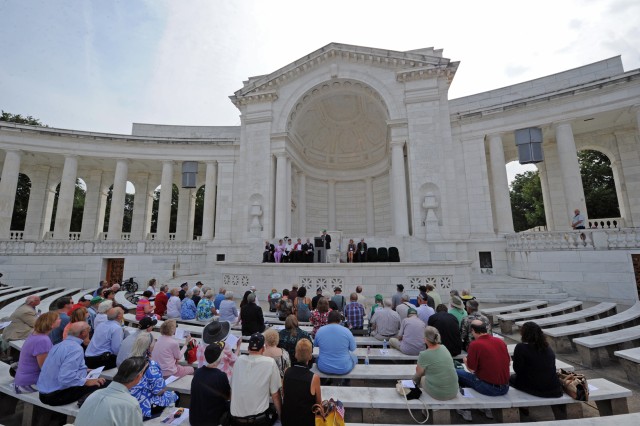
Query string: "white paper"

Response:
xmin=588 ymin=384 xmax=598 ymax=392
xmin=164 ymin=375 xmax=179 ymax=385
xmin=86 ymin=366 xmax=104 ymax=380
xmin=174 ymin=328 xmax=185 ymax=339
xmin=379 ymin=349 xmax=389 ymax=355
xmin=225 ymin=333 xmax=239 ymax=349
xmin=171 ymin=408 xmax=189 ymax=425
xmin=401 ymin=380 xmax=415 ymax=388
xmin=272 ymin=325 xmax=285 ymax=330
xmin=0 ymin=321 xmax=11 ymax=330
xmin=461 ymin=388 xmax=475 ymax=398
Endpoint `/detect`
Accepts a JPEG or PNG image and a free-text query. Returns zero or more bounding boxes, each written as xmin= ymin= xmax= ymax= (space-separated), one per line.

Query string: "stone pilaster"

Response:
xmin=390 ymin=140 xmax=409 ymax=236
xmin=214 ymin=160 xmax=235 ymax=242
xmin=81 ymin=170 xmax=104 ymax=240
xmin=328 ymin=179 xmax=336 ymax=231
xmin=0 ymin=150 xmax=22 ymax=238
xmin=156 ymin=160 xmax=174 ymax=240
xmin=488 ymin=134 xmax=514 ymax=233
xmin=201 ymin=161 xmax=218 ymax=241
xmin=274 ymin=153 xmax=288 ymax=238
xmin=53 ymin=155 xmax=78 ymax=239
xmin=107 ymin=159 xmax=128 ymax=240
xmin=129 ymin=173 xmax=151 ymax=240
xmin=555 ymin=122 xmax=587 ymax=229
xmin=365 ymin=177 xmax=374 ymax=235
xmin=298 ymin=171 xmax=306 ymax=237
xmin=23 ymin=165 xmax=50 ymax=240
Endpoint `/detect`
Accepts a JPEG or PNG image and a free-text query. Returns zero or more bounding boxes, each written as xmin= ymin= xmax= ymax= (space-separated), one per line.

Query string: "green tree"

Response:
xmin=10 ymin=173 xmax=31 ymax=230
xmin=579 ymin=150 xmax=619 ymax=219
xmin=150 ymin=184 xmax=179 ymax=234
xmin=1 ymin=110 xmax=46 ymax=126
xmin=510 ymin=171 xmax=546 ymax=232
xmin=49 ymin=181 xmax=86 ymax=232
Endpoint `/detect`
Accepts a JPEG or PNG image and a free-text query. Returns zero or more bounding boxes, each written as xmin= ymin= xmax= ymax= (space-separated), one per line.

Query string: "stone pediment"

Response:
xmin=230 ymin=42 xmax=459 ymax=106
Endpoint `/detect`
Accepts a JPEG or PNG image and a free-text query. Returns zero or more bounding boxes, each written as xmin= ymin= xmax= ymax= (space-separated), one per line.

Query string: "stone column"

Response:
xmin=23 ymin=165 xmax=50 ymax=240
xmin=390 ymin=141 xmax=409 ymax=236
xmin=156 ymin=160 xmax=173 ymax=240
xmin=555 ymin=122 xmax=587 ymax=227
xmin=274 ymin=153 xmax=288 ymax=238
xmin=488 ymin=134 xmax=514 ymax=233
xmin=129 ymin=173 xmax=151 ymax=240
xmin=41 ymin=168 xmax=59 ymax=239
xmin=365 ymin=177 xmax=375 ymax=235
xmin=201 ymin=161 xmax=218 ymax=241
xmin=81 ymin=170 xmax=104 ymax=240
xmin=285 ymin=158 xmax=292 ymax=236
xmin=298 ymin=171 xmax=306 ymax=237
xmin=0 ymin=150 xmax=22 ymax=238
xmin=634 ymin=105 xmax=640 ymax=137
xmin=53 ymin=155 xmax=78 ymax=239
xmin=537 ymin=162 xmax=554 ymax=231
xmin=328 ymin=179 xmax=336 ymax=230
xmin=107 ymin=159 xmax=128 ymax=240
xmin=214 ymin=160 xmax=234 ymax=242
xmin=176 ymin=187 xmax=194 ymax=241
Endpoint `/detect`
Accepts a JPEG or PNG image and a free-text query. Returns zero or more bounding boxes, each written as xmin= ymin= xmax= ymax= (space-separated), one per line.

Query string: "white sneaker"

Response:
xmin=483 ymin=408 xmax=494 ymax=419
xmin=456 ymin=409 xmax=472 ymax=422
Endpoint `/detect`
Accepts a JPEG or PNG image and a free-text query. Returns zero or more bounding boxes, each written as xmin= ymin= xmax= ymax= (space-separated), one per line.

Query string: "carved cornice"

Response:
xmin=230 ymin=91 xmax=278 ymax=107
xmin=231 ymin=43 xmax=458 ymax=104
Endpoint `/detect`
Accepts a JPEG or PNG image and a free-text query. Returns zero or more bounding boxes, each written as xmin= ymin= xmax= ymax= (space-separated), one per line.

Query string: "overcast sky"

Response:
xmin=1 ymin=0 xmax=639 ymax=181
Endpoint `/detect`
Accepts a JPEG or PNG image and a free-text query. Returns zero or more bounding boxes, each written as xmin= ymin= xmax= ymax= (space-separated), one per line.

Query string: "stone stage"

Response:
xmin=171 ymin=260 xmax=473 ymax=301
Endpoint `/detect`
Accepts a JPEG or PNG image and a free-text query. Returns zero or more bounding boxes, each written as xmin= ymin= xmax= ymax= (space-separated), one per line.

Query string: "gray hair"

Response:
xmin=114 ymin=357 xmax=147 ymax=384
xmin=247 ymin=293 xmax=256 ymax=303
xmin=186 ymin=290 xmax=194 ymax=298
xmin=107 ymin=307 xmax=121 ymax=321
xmin=205 ymin=290 xmax=215 ymax=299
xmin=130 ymin=331 xmax=154 ymax=357
xmin=225 ymin=291 xmax=234 ymax=300
xmin=425 ymin=326 xmax=441 ymax=344
xmin=160 ymin=284 xmax=169 ymax=292
xmin=192 ymin=287 xmax=201 ymax=296
xmin=383 ymin=298 xmax=392 ymax=308
xmin=401 ymin=293 xmax=410 ymax=302
xmin=98 ymin=300 xmax=114 ymax=314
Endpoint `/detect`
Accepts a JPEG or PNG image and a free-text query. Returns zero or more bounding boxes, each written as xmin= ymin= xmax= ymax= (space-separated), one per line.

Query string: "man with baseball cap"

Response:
xmin=230 ymin=333 xmax=281 ymax=425
xmin=116 ymin=316 xmax=157 ymax=367
xmin=190 ymin=342 xmax=231 ymax=426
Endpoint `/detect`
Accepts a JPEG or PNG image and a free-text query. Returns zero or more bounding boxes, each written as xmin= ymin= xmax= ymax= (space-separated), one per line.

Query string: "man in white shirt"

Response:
xmin=230 ymin=333 xmax=282 ymax=425
xmin=395 ymin=293 xmax=417 ymax=321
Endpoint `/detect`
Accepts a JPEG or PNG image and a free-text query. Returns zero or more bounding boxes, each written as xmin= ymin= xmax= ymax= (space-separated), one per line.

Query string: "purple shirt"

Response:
xmin=15 ymin=333 xmax=52 ymax=386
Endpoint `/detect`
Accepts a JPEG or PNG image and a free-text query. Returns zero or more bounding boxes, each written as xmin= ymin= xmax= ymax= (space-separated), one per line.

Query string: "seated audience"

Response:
xmin=214 ymin=287 xmax=226 ymax=310
xmin=274 ymin=239 xmax=285 ymax=263
xmin=190 ymin=342 xmax=231 ymax=426
xmin=263 ymin=328 xmax=291 ymax=379
xmin=509 ymin=321 xmax=563 ymax=398
xmin=2 ymin=295 xmax=40 ymax=344
xmin=146 ymin=278 xmax=157 ymax=296
xmin=263 ymin=240 xmax=275 ymax=263
xmin=135 ymin=291 xmax=155 ymax=321
xmin=239 ymin=290 xmax=252 ymax=309
xmin=460 ymin=299 xmax=492 ymax=351
xmin=180 ymin=290 xmax=197 ymax=320
xmin=166 ymin=288 xmax=182 ymax=319
xmin=129 ymin=332 xmax=179 ymax=419
xmin=282 ymin=339 xmax=322 ymax=426
xmin=37 ymin=322 xmax=106 ymax=406
xmin=154 ymin=285 xmax=169 ymax=317
xmin=87 ymin=296 xmax=103 ymax=332
xmin=294 ymin=286 xmax=312 ymax=322
xmin=13 ymin=312 xmax=59 ymax=393
xmin=278 ymin=315 xmax=313 ymax=364
xmin=178 ymin=282 xmax=189 ymax=300
xmin=370 ymin=298 xmax=401 ymax=341
xmin=346 ymin=238 xmax=356 ymax=263
xmin=425 ymin=284 xmax=442 ymax=307
xmin=311 ymin=287 xmax=323 ymax=310
xmin=414 ymin=326 xmax=458 ymax=400
xmin=85 ymin=307 xmax=125 ymax=369
xmin=344 ymin=292 xmax=365 ymax=330
xmin=63 ymin=306 xmax=91 ymax=347
xmin=49 ymin=296 xmax=73 ymax=345
xmin=460 ymin=289 xmax=476 ymax=307
xmin=330 ymin=287 xmax=347 ymax=312
xmin=93 ymin=280 xmax=109 ymax=297
xmin=369 ymin=294 xmax=383 ymax=319
xmin=268 ymin=288 xmax=281 ymax=312
xmin=151 ymin=319 xmax=194 ymax=379
xmin=117 ymin=316 xmax=157 ymax=367
xmin=448 ymin=295 xmax=468 ymax=325
xmin=75 ymin=357 xmax=146 ymax=426
xmin=196 ymin=289 xmax=218 ymax=321
xmin=389 ymin=308 xmax=426 ymax=355
xmin=309 ymin=297 xmax=332 ymax=336
xmin=395 ymin=293 xmax=417 ymax=321
xmin=416 ymin=295 xmax=435 ymax=326
xmin=314 ymin=311 xmax=357 ymax=375
xmin=191 ymin=287 xmax=202 ymax=308
xmin=277 ymin=289 xmax=293 ymax=321
xmin=427 ymin=304 xmax=462 ymax=357
xmin=240 ymin=292 xmax=265 ymax=336
xmin=218 ymin=291 xmax=239 ymax=323
xmin=93 ymin=300 xmax=114 ymax=332
xmin=198 ymin=321 xmax=239 ymax=380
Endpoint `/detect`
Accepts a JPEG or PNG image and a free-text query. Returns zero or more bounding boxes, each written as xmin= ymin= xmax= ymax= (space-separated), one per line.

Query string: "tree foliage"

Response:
xmin=1 ymin=110 xmax=46 ymax=126
xmin=510 ymin=171 xmax=546 ymax=232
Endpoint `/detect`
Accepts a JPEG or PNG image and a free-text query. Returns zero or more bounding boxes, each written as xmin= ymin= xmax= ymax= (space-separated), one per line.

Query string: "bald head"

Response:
xmin=470 ymin=319 xmax=487 ymax=335
xmin=68 ymin=321 xmax=90 ymax=338
xmin=25 ymin=295 xmax=41 ymax=307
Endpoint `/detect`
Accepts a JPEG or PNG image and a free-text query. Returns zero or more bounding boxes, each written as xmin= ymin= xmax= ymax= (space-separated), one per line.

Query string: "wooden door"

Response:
xmin=106 ymin=258 xmax=125 ymax=285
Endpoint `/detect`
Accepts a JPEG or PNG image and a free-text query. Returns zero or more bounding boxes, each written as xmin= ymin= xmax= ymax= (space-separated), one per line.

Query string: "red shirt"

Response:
xmin=154 ymin=291 xmax=168 ymax=316
xmin=466 ymin=334 xmax=510 ymax=385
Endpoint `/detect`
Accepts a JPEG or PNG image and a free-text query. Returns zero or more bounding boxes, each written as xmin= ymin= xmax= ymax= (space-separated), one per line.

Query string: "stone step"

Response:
xmin=471 ymin=282 xmax=555 ymax=289
xmin=476 ymin=294 xmax=575 ymax=303
xmin=473 ymin=287 xmax=564 ymax=295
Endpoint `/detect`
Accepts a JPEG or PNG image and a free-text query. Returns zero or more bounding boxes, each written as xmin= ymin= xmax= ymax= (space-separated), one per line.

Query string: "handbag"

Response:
xmin=396 ymin=380 xmax=429 ymax=424
xmin=312 ymin=398 xmax=345 ymax=426
xmin=557 ymin=368 xmax=589 ymax=401
xmin=184 ymin=339 xmax=198 ymax=364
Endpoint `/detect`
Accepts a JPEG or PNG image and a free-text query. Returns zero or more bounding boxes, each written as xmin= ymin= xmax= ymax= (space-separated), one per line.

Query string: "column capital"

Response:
xmin=217 ymin=158 xmax=235 ymax=164
xmin=162 ymin=159 xmax=174 ymax=166
xmin=487 ymin=133 xmax=504 ymax=141
xmin=552 ymin=120 xmax=574 ymax=130
xmin=390 ymin=140 xmax=406 ymax=149
xmin=205 ymin=160 xmax=218 ymax=166
xmin=327 ymin=179 xmax=336 ymax=185
xmin=273 ymin=151 xmax=287 ymax=159
xmin=2 ymin=148 xmax=23 ymax=156
xmin=63 ymin=154 xmax=78 ymax=160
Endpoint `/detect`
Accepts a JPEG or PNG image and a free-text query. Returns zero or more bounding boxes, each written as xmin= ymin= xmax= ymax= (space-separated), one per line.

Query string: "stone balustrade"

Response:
xmin=0 ymin=240 xmax=206 ymax=255
xmin=507 ymin=228 xmax=640 ymax=251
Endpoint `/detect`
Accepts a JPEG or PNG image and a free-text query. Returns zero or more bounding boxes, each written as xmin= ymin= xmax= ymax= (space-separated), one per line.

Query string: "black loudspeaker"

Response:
xmin=388 ymin=247 xmax=400 ymax=262
xmin=377 ymin=247 xmax=388 ymax=262
xmin=515 ymin=127 xmax=543 ymax=164
xmin=367 ymin=247 xmax=377 ymax=262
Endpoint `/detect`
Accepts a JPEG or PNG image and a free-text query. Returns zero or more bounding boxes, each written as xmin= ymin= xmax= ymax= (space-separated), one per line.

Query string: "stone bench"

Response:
xmin=0 ymin=287 xmax=47 ymax=311
xmin=322 ymin=378 xmax=631 ymax=424
xmin=38 ymin=288 xmax=83 ymax=314
xmin=614 ymin=347 xmax=640 ymax=384
xmin=0 ymin=362 xmax=80 ymax=426
xmin=573 ymin=324 xmax=640 ymax=368
xmin=0 ymin=286 xmax=30 ymax=297
xmin=515 ymin=302 xmax=616 ymax=329
xmin=114 ymin=291 xmax=137 ymax=311
xmin=0 ymin=288 xmax=69 ymax=318
xmin=544 ymin=302 xmax=640 ymax=353
xmin=480 ymin=300 xmax=548 ymax=325
xmin=497 ymin=301 xmax=583 ymax=334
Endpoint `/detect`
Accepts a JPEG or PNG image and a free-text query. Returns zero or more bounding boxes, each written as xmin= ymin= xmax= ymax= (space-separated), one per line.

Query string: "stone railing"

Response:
xmin=0 ymin=240 xmax=206 ymax=255
xmin=507 ymin=228 xmax=640 ymax=251
xmin=9 ymin=231 xmax=24 ymax=241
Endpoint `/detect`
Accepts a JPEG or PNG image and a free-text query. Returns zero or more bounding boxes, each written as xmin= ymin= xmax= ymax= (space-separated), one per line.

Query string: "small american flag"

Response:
xmin=335 ymin=400 xmax=345 ymax=419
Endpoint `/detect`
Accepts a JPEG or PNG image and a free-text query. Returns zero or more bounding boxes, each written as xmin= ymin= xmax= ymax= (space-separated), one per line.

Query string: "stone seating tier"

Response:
xmin=614 ymin=347 xmax=640 ymax=384
xmin=480 ymin=300 xmax=548 ymax=324
xmin=514 ymin=302 xmax=616 ymax=329
xmin=497 ymin=301 xmax=583 ymax=334
xmin=573 ymin=324 xmax=640 ymax=368
xmin=0 ymin=287 xmax=47 ymax=311
xmin=544 ymin=302 xmax=640 ymax=353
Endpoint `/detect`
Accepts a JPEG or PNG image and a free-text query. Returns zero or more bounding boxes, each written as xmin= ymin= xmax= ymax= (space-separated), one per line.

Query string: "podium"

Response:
xmin=314 ymin=237 xmax=326 ymax=263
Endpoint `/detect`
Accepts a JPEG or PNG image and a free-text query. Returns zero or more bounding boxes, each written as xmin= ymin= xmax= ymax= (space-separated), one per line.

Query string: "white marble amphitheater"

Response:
xmin=0 ymin=43 xmax=639 ymax=304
